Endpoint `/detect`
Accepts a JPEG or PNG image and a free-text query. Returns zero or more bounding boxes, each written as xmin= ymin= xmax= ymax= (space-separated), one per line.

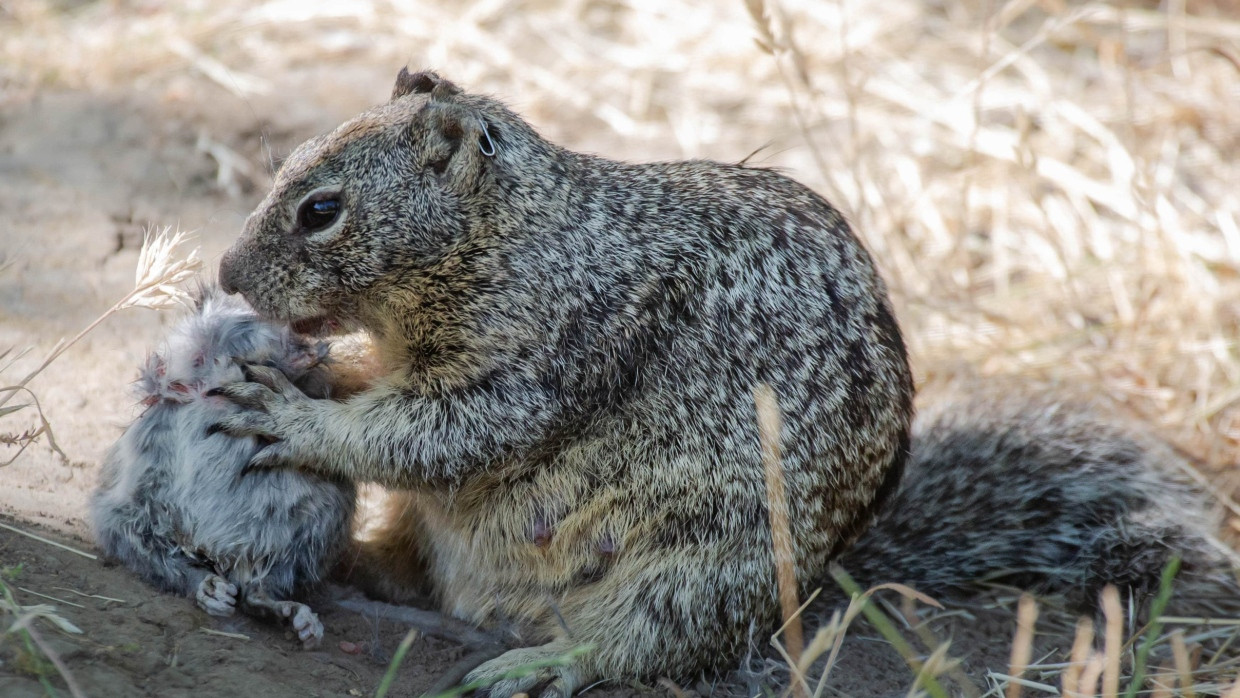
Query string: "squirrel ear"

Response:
xmin=419 ymin=104 xmax=498 ymax=183
xmin=391 ymin=68 xmax=462 ymax=101
xmin=424 ymin=104 xmax=497 ymax=159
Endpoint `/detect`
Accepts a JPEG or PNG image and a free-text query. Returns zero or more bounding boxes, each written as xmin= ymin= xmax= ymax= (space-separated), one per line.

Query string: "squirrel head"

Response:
xmin=218 ymin=68 xmax=543 ymax=335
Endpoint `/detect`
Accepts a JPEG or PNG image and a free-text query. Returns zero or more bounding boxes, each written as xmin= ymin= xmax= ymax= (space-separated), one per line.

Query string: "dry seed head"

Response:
xmin=127 ymin=226 xmax=203 ymax=311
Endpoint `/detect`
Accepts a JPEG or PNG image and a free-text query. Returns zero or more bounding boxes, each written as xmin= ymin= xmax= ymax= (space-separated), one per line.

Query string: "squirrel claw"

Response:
xmin=241 ymin=363 xmax=295 ymax=393
xmin=242 ymin=442 xmax=294 ymax=475
xmin=241 ymin=456 xmax=272 ymax=476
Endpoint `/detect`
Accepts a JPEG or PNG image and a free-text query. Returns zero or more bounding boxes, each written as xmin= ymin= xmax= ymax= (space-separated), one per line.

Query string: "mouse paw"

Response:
xmin=281 ymin=601 xmax=324 ymax=649
xmin=195 ymin=575 xmax=238 ymax=617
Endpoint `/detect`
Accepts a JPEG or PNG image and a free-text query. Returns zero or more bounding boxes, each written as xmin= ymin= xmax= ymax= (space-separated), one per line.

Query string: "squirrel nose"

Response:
xmin=218 ymin=249 xmax=241 ymax=295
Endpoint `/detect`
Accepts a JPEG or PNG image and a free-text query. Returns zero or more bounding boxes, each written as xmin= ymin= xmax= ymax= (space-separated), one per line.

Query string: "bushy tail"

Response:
xmin=835 ymin=382 xmax=1240 ymax=611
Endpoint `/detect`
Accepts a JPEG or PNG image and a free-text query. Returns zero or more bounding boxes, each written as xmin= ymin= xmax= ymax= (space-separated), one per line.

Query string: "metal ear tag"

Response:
xmin=479 ymin=120 xmax=497 ymax=157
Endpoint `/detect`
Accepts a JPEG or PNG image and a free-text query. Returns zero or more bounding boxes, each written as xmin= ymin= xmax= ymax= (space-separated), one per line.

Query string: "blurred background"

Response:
xmin=2 ymin=0 xmax=1239 ymax=536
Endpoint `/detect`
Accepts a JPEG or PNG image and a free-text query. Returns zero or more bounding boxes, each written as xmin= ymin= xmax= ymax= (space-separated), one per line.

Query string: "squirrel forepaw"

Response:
xmin=206 ymin=409 xmax=279 ymax=440
xmin=240 ymin=440 xmax=301 ymax=475
xmin=206 ymin=379 xmax=277 ymax=411
xmin=239 ymin=363 xmax=298 ymax=394
xmin=464 ymin=642 xmax=595 ymax=698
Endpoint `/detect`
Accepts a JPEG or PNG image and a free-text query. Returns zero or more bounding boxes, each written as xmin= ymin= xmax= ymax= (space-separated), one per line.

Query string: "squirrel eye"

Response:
xmin=297 ymin=195 xmax=342 ymax=233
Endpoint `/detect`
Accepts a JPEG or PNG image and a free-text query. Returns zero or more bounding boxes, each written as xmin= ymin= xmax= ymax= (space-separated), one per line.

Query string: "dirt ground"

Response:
xmin=4 ymin=510 xmax=1060 ymax=698
xmin=4 ymin=0 xmax=1240 ymax=696
xmin=0 ymin=514 xmax=485 ymax=698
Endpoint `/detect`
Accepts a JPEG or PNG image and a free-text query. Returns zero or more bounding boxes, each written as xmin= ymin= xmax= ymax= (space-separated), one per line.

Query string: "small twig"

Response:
xmin=52 ymin=587 xmax=126 ymax=604
xmin=0 ymin=522 xmax=97 ymax=560
xmin=17 ymin=587 xmax=85 ymax=609
xmin=200 ymin=627 xmax=250 ymax=640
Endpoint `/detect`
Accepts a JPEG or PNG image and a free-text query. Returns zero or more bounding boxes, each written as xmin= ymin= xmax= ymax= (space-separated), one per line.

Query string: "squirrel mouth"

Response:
xmin=291 ymin=315 xmax=342 ymax=336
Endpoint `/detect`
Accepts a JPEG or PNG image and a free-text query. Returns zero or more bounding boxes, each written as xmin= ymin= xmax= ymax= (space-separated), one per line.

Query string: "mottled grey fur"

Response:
xmin=210 ymin=69 xmax=1233 ymax=694
xmin=89 ymin=286 xmax=355 ymax=648
xmin=840 ymin=382 xmax=1237 ymax=610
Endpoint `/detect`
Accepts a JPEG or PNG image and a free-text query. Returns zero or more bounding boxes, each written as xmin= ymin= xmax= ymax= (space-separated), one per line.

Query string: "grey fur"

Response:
xmin=210 ymin=70 xmax=1234 ymax=692
xmin=89 ymin=285 xmax=355 ymax=648
xmin=839 ymin=382 xmax=1237 ymax=610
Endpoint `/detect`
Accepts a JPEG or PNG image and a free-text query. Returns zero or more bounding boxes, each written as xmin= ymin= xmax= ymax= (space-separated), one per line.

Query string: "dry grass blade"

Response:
xmin=1170 ymin=631 xmax=1197 ymax=698
xmin=1079 ymin=653 xmax=1105 ymax=698
xmin=900 ymin=596 xmax=980 ymax=698
xmin=811 ymin=606 xmax=860 ymax=698
xmin=1150 ymin=669 xmax=1173 ymax=698
xmin=17 ymin=587 xmax=85 ymax=609
xmin=0 ymin=385 xmax=66 ymax=465
xmin=1064 ymin=617 xmax=1096 ymax=698
xmin=1101 ymin=586 xmax=1122 ymax=698
xmin=754 ymin=383 xmax=806 ymax=698
xmin=1159 ymin=618 xmax=1240 ymax=627
xmin=830 ymin=566 xmax=952 ymax=698
xmin=200 ymin=628 xmax=251 ymax=640
xmin=0 ymin=522 xmax=97 ymax=560
xmin=910 ymin=641 xmax=957 ymax=698
xmin=1 ymin=577 xmax=84 ymax=637
xmin=52 ymin=587 xmax=126 ymax=604
xmin=1006 ymin=594 xmax=1039 ymax=698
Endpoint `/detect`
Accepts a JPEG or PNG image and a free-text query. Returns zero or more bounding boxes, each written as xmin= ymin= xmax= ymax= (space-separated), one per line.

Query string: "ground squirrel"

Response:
xmin=91 ymin=286 xmax=355 ymax=648
xmin=211 ymin=69 xmax=1235 ymax=694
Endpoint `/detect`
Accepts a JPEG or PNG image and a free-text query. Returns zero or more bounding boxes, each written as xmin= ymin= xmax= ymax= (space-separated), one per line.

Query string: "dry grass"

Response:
xmin=755 ymin=383 xmax=806 ymax=697
xmin=4 ymin=0 xmax=1240 ymax=694
xmin=5 ymin=0 xmax=1237 ymax=473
